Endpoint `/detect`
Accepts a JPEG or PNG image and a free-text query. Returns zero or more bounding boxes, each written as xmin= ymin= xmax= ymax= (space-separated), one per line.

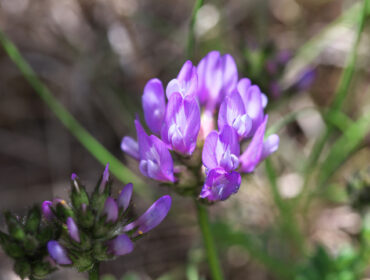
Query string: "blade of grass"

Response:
xmin=186 ymin=0 xmax=204 ymax=59
xmin=318 ymin=111 xmax=370 ymax=186
xmin=0 ymin=29 xmax=148 ymax=197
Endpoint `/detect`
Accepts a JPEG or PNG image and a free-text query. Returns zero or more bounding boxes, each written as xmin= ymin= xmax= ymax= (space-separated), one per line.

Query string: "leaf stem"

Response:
xmin=195 ymin=200 xmax=224 ymax=280
xmin=186 ymin=0 xmax=204 ymax=59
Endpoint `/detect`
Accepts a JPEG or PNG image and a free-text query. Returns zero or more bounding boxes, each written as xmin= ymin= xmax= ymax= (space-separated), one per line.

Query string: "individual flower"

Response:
xmin=237 ymin=78 xmax=265 ymax=136
xmin=103 ymin=197 xmax=119 ymax=223
xmin=218 ymin=91 xmax=252 ymax=139
xmin=239 ymin=116 xmax=279 ymax=173
xmin=118 ymin=183 xmax=133 ymax=212
xmin=196 ymin=50 xmax=238 ymax=111
xmin=202 ymin=125 xmax=240 ymax=172
xmin=200 ymin=168 xmax=241 ymax=201
xmin=166 ymin=60 xmax=198 ymax=99
xmin=142 ymin=78 xmax=166 ymax=135
xmin=161 ymin=92 xmax=200 ymax=155
xmin=135 ymin=120 xmax=175 ymax=182
xmin=107 ymin=234 xmax=134 ymax=256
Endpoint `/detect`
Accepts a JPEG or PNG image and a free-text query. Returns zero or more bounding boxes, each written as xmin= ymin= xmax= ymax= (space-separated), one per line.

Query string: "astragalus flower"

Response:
xmin=121 ymin=50 xmax=279 ymax=202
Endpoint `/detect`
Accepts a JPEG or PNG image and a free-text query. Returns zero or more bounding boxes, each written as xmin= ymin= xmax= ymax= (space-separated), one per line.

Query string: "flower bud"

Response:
xmin=4 ymin=212 xmax=25 ymax=241
xmin=99 ymin=163 xmax=110 ymax=193
xmin=41 ymin=201 xmax=54 ymax=221
xmin=107 ymin=234 xmax=134 ymax=256
xmin=118 ymin=183 xmax=133 ymax=212
xmin=47 ymin=241 xmax=72 ymax=265
xmin=67 ymin=217 xmax=80 ymax=243
xmin=103 ymin=197 xmax=118 ymax=223
xmin=25 ymin=206 xmax=41 ymax=233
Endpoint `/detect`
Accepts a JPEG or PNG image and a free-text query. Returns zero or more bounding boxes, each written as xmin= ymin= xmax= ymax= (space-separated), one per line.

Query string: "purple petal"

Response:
xmin=123 ymin=195 xmax=171 ymax=235
xmin=261 ymin=134 xmax=279 ymax=160
xmin=121 ymin=136 xmax=140 ymax=160
xmin=66 ymin=217 xmax=80 ymax=243
xmin=107 ymin=234 xmax=134 ymax=256
xmin=218 ymin=91 xmax=251 ymax=138
xmin=295 ymin=67 xmax=316 ymax=91
xmin=166 ymin=61 xmax=198 ymax=99
xmin=239 ymin=116 xmax=268 ymax=173
xmin=202 ymin=131 xmax=219 ymax=170
xmin=142 ymin=78 xmax=166 ymax=134
xmin=103 ymin=197 xmax=118 ymax=223
xmin=162 ymin=93 xmax=200 ymax=155
xmin=42 ymin=201 xmax=54 ymax=221
xmin=99 ymin=163 xmax=109 ymax=193
xmin=118 ymin=183 xmax=133 ymax=211
xmin=70 ymin=173 xmax=78 ymax=180
xmin=47 ymin=241 xmax=72 ymax=265
xmin=261 ymin=93 xmax=268 ymax=108
xmin=197 ymin=51 xmax=238 ymax=111
xmin=200 ymin=168 xmax=241 ymax=201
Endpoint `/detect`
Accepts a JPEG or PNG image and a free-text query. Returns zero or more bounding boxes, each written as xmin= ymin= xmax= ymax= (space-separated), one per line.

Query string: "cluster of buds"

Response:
xmin=244 ymin=43 xmax=315 ymax=100
xmin=0 ymin=206 xmax=61 ymax=279
xmin=121 ymin=51 xmax=280 ymax=202
xmin=43 ymin=164 xmax=171 ymax=272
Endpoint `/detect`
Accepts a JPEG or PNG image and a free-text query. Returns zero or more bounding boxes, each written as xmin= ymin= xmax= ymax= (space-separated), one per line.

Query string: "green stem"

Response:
xmin=0 ymin=29 xmax=149 ymax=197
xmin=195 ymin=200 xmax=224 ymax=280
xmin=186 ymin=0 xmax=204 ymax=59
xmin=88 ymin=263 xmax=100 ymax=280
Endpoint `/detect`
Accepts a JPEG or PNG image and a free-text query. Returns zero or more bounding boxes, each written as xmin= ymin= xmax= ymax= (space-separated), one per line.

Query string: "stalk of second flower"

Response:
xmin=195 ymin=200 xmax=224 ymax=280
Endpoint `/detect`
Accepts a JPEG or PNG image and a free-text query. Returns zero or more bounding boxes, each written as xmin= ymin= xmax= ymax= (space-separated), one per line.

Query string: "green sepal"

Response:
xmin=55 ymin=201 xmax=74 ymax=221
xmin=71 ymin=179 xmax=89 ymax=210
xmin=3 ymin=241 xmax=24 ymax=258
xmin=32 ymin=261 xmax=56 ymax=278
xmin=93 ymin=242 xmax=110 ymax=261
xmin=4 ymin=212 xmax=26 ymax=241
xmin=25 ymin=206 xmax=41 ymax=234
xmin=14 ymin=259 xmax=31 ymax=279
xmin=77 ymin=207 xmax=95 ymax=229
xmin=23 ymin=234 xmax=39 ymax=255
xmin=70 ymin=253 xmax=95 ymax=272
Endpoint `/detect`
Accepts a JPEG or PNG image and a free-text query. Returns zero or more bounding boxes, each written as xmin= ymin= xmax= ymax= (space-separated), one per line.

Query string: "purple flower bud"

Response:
xmin=239 ymin=116 xmax=279 ymax=173
xmin=237 ymin=78 xmax=265 ymax=136
xmin=218 ymin=91 xmax=252 ymax=139
xmin=142 ymin=78 xmax=166 ymax=134
xmin=200 ymin=168 xmax=241 ymax=201
xmin=124 ymin=195 xmax=171 ymax=235
xmin=121 ymin=136 xmax=140 ymax=160
xmin=99 ymin=163 xmax=110 ymax=193
xmin=166 ymin=60 xmax=198 ymax=99
xmin=66 ymin=217 xmax=80 ymax=243
xmin=107 ymin=234 xmax=134 ymax=256
xmin=118 ymin=183 xmax=133 ymax=212
xmin=202 ymin=126 xmax=240 ymax=172
xmin=47 ymin=241 xmax=72 ymax=265
xmin=103 ymin=197 xmax=118 ymax=223
xmin=161 ymin=93 xmax=200 ymax=155
xmin=135 ymin=120 xmax=175 ymax=182
xmin=42 ymin=201 xmax=54 ymax=221
xmin=70 ymin=173 xmax=78 ymax=180
xmin=295 ymin=67 xmax=316 ymax=91
xmin=197 ymin=51 xmax=238 ymax=111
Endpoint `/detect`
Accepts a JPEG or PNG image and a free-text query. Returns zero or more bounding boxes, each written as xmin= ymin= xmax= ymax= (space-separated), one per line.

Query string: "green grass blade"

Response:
xmin=186 ymin=0 xmax=204 ymax=59
xmin=318 ymin=112 xmax=370 ymax=186
xmin=0 ymin=29 xmax=147 ymax=195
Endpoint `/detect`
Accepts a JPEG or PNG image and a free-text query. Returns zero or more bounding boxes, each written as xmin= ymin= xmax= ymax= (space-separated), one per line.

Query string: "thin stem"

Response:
xmin=195 ymin=200 xmax=224 ymax=280
xmin=0 ymin=29 xmax=149 ymax=197
xmin=186 ymin=0 xmax=204 ymax=59
xmin=88 ymin=263 xmax=100 ymax=280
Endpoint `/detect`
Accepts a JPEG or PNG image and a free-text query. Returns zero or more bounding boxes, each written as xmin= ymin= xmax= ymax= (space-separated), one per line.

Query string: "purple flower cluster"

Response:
xmin=122 ymin=51 xmax=279 ymax=202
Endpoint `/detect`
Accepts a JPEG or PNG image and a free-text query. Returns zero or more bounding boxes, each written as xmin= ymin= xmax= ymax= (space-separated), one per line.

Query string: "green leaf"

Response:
xmin=319 ymin=112 xmax=370 ymax=186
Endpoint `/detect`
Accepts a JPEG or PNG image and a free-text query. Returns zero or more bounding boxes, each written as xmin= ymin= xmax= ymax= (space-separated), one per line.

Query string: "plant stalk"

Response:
xmin=88 ymin=263 xmax=100 ymax=280
xmin=195 ymin=200 xmax=224 ymax=280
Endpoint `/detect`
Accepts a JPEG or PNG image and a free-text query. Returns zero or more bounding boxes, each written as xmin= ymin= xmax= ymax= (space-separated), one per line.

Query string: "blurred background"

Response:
xmin=1 ymin=0 xmax=370 ymax=279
